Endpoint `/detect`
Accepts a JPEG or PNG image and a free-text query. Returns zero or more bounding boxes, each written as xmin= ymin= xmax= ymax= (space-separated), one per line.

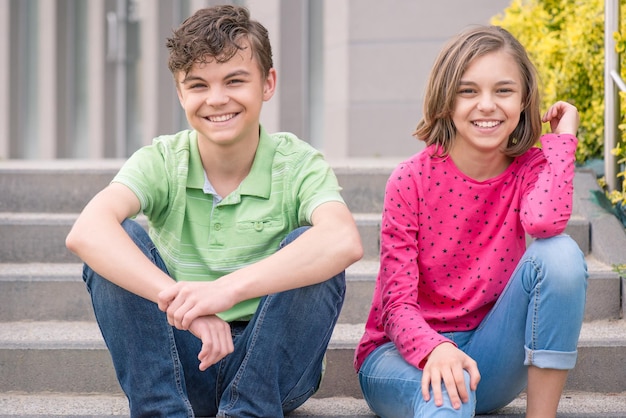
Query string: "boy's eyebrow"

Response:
xmin=180 ymin=75 xmax=205 ymax=84
xmin=180 ymin=69 xmax=253 ymax=84
xmin=224 ymin=69 xmax=253 ymax=78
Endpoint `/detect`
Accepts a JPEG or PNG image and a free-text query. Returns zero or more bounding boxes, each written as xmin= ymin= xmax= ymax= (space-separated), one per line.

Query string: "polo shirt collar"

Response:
xmin=186 ymin=126 xmax=276 ymax=200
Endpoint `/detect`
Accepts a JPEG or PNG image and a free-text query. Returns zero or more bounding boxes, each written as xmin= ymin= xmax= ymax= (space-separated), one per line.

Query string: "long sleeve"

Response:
xmin=519 ymin=133 xmax=578 ymax=238
xmin=356 ymin=163 xmax=452 ymax=371
xmin=382 ymin=164 xmax=454 ymax=367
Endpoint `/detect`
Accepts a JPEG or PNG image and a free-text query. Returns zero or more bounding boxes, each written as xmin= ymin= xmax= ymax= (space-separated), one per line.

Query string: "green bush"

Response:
xmin=491 ymin=0 xmax=625 ymax=165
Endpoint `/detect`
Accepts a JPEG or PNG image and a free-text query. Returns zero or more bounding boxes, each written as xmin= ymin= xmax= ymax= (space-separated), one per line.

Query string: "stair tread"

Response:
xmin=1 ymin=319 xmax=625 ymax=349
xmin=0 ymin=263 xmax=82 ymax=280
xmin=0 ymin=254 xmax=619 ymax=280
xmin=0 ymin=391 xmax=626 ymax=417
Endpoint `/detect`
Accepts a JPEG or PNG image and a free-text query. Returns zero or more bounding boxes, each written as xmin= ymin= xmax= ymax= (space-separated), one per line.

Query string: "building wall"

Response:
xmin=322 ymin=0 xmax=511 ymax=159
xmin=0 ymin=0 xmax=511 ymax=160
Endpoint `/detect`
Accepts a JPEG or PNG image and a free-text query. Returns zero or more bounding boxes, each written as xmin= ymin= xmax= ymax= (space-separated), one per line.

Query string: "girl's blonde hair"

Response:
xmin=413 ymin=25 xmax=542 ymax=157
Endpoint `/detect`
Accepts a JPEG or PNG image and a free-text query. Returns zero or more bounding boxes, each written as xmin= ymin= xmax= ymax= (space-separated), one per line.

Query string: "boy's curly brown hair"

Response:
xmin=166 ymin=5 xmax=273 ymax=78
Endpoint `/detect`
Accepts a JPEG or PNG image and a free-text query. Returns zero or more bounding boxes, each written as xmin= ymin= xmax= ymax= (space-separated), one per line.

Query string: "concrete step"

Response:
xmin=0 ymin=160 xmax=395 ymax=215
xmin=0 ymin=160 xmax=123 ymax=214
xmin=0 ymin=212 xmax=383 ymax=264
xmin=1 ymin=391 xmax=626 ymax=417
xmin=1 ymin=320 xmax=625 ymax=397
xmin=0 ymin=213 xmax=77 ymax=264
xmin=573 ymin=169 xmax=626 ymax=268
xmin=3 ymin=162 xmax=621 ymax=266
xmin=0 ymin=210 xmax=591 ymax=263
xmin=0 ymin=160 xmax=598 ymax=216
xmin=0 ymin=257 xmax=622 ymax=325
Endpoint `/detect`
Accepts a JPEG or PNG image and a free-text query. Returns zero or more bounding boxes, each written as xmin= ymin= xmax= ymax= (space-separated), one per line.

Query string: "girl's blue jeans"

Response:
xmin=358 ymin=234 xmax=588 ymax=418
xmin=83 ymin=219 xmax=346 ymax=418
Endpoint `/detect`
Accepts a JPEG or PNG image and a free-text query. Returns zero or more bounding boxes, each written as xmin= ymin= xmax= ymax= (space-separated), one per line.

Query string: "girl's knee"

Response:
xmin=529 ymin=235 xmax=587 ymax=279
xmin=530 ymin=234 xmax=579 ymax=257
xmin=524 ymin=236 xmax=588 ymax=313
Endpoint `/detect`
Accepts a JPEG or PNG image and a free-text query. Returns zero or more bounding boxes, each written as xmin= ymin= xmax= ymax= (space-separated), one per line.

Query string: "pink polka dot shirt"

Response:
xmin=354 ymin=133 xmax=578 ymax=372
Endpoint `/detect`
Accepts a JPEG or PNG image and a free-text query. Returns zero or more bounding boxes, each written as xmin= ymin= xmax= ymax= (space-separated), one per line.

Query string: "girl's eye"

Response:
xmin=190 ymin=83 xmax=206 ymax=89
xmin=458 ymin=88 xmax=476 ymax=95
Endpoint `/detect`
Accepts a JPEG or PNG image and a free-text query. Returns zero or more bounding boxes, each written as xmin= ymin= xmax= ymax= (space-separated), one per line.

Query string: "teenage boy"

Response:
xmin=66 ymin=5 xmax=363 ymax=417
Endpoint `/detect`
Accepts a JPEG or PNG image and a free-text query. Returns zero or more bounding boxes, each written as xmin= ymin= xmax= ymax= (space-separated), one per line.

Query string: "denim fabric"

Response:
xmin=358 ymin=234 xmax=588 ymax=417
xmin=83 ymin=219 xmax=346 ymax=418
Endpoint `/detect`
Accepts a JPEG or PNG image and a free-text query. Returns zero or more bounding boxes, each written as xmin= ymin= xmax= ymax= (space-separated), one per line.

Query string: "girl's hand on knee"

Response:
xmin=421 ymin=342 xmax=480 ymax=409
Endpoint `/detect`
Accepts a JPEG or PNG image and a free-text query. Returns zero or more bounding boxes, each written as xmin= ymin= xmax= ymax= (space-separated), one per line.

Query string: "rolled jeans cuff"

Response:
xmin=524 ymin=346 xmax=578 ymax=370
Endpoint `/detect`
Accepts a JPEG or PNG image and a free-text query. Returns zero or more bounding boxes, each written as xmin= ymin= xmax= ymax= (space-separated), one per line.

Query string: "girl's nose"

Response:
xmin=477 ymin=93 xmax=496 ymax=112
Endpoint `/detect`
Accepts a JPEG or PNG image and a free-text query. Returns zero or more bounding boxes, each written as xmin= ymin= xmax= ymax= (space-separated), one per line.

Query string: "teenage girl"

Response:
xmin=354 ymin=25 xmax=587 ymax=418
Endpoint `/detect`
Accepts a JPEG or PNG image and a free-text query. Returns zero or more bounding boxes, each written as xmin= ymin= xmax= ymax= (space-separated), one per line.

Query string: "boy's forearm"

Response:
xmin=66 ymin=209 xmax=175 ymax=303
xmin=227 ymin=203 xmax=363 ymax=304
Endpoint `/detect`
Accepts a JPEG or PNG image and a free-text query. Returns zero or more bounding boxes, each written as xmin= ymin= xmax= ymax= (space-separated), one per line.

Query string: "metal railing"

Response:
xmin=605 ymin=0 xmax=624 ymax=191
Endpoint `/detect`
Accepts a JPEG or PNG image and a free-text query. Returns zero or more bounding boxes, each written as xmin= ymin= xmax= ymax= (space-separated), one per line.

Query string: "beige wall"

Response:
xmin=322 ymin=0 xmax=511 ymax=159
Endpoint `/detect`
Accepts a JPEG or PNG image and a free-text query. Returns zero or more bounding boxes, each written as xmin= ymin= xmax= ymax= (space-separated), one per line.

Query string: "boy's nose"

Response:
xmin=205 ymin=87 xmax=229 ymax=106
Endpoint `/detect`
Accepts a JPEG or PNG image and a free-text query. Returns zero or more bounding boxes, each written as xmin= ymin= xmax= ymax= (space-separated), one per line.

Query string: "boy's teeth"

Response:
xmin=209 ymin=113 xmax=235 ymax=122
xmin=474 ymin=121 xmax=499 ymax=128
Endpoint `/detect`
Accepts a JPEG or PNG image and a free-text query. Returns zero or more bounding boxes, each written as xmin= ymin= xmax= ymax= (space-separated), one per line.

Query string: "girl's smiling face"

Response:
xmin=450 ymin=50 xmax=524 ymax=158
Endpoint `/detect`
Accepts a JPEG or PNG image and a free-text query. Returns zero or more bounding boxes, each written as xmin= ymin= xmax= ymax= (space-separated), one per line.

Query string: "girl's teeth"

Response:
xmin=475 ymin=121 xmax=499 ymax=128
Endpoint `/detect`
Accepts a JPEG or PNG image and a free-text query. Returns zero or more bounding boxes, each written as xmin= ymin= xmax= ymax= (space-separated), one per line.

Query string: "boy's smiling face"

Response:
xmin=176 ymin=42 xmax=276 ymax=150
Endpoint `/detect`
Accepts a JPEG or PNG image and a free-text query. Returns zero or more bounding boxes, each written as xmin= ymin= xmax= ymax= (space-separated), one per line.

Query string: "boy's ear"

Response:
xmin=173 ymin=73 xmax=185 ymax=107
xmin=263 ymin=68 xmax=277 ymax=101
xmin=176 ymin=87 xmax=184 ymax=107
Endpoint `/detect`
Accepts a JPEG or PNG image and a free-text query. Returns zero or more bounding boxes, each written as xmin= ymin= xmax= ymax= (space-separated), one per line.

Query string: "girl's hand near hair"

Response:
xmin=542 ymin=101 xmax=580 ymax=136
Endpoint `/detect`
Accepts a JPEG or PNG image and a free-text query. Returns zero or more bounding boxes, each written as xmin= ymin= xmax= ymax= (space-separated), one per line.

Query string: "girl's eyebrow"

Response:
xmin=458 ymin=79 xmax=518 ymax=86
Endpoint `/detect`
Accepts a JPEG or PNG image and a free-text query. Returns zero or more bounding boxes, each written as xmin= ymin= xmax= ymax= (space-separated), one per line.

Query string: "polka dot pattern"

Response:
xmin=354 ymin=133 xmax=578 ymax=372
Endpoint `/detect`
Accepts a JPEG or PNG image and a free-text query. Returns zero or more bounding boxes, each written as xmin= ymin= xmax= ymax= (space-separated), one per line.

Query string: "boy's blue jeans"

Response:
xmin=83 ymin=219 xmax=346 ymax=418
xmin=358 ymin=234 xmax=588 ymax=418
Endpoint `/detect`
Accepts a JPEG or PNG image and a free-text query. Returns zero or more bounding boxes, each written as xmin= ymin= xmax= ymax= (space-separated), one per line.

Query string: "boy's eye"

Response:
xmin=227 ymin=79 xmax=244 ymax=85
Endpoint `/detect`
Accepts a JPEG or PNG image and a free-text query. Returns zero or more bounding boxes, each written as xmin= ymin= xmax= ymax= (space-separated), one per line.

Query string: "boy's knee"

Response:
xmin=280 ymin=226 xmax=311 ymax=248
xmin=121 ymin=218 xmax=147 ymax=240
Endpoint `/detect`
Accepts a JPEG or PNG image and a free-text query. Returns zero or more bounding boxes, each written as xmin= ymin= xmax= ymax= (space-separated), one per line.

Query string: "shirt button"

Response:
xmin=254 ymin=221 xmax=264 ymax=231
xmin=214 ymin=223 xmax=222 ymax=230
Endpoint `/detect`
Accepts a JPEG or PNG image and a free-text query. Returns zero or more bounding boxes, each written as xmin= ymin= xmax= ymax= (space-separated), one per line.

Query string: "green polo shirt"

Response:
xmin=112 ymin=126 xmax=344 ymax=321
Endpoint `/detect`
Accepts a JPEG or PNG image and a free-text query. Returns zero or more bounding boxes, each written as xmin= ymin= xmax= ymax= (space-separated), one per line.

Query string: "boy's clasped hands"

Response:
xmin=159 ymin=281 xmax=236 ymax=370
